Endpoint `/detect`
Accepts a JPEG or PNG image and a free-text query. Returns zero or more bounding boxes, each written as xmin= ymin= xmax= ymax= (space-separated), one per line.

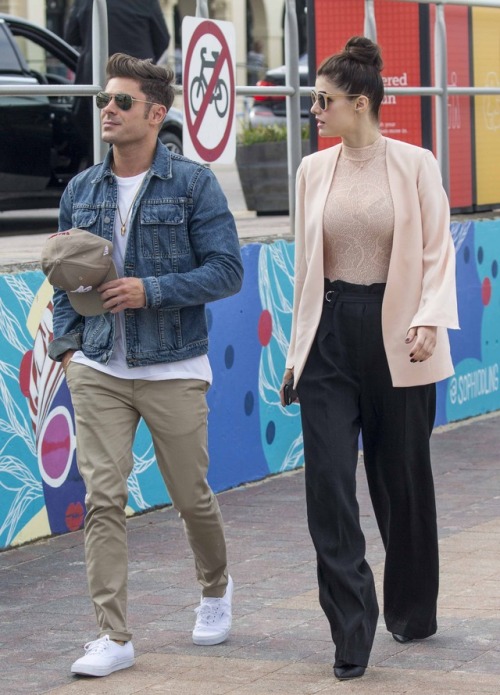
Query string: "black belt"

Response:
xmin=323 ymin=279 xmax=385 ymax=305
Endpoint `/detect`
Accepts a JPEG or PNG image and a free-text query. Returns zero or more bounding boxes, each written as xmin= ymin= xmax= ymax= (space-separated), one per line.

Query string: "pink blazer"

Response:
xmin=286 ymin=136 xmax=460 ymax=388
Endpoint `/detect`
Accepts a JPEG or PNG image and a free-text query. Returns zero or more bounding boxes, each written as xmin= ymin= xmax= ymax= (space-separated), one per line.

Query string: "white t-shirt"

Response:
xmin=71 ymin=170 xmax=212 ymax=383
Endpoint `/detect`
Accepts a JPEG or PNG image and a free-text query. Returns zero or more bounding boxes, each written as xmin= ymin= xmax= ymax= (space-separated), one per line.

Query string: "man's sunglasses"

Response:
xmin=310 ymin=90 xmax=364 ymax=110
xmin=95 ymin=91 xmax=158 ymax=111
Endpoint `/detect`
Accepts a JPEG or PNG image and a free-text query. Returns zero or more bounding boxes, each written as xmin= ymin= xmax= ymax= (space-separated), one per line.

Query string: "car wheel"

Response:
xmin=160 ymin=130 xmax=183 ymax=155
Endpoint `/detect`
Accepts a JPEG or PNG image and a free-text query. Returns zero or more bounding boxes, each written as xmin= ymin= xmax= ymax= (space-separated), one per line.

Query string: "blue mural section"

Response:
xmin=0 ymin=219 xmax=499 ymax=550
xmin=0 ymin=272 xmax=48 ymax=546
xmin=206 ymin=243 xmax=269 ymax=491
xmin=257 ymin=242 xmax=303 ymax=473
xmin=445 ymin=219 xmax=500 ymax=421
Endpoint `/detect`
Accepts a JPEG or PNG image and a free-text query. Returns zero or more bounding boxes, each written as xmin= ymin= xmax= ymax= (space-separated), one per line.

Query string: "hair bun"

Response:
xmin=344 ymin=36 xmax=383 ymax=72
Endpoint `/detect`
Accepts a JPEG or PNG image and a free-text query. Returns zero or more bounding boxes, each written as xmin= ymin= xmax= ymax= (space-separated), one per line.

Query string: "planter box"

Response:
xmin=236 ymin=140 xmax=310 ymax=215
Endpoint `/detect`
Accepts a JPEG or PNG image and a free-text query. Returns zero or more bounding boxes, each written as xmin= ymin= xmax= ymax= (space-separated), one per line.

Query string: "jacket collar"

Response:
xmin=90 ymin=140 xmax=173 ymax=184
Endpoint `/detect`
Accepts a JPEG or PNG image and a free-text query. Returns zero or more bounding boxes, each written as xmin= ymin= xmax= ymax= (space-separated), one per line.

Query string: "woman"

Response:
xmin=281 ymin=36 xmax=459 ymax=681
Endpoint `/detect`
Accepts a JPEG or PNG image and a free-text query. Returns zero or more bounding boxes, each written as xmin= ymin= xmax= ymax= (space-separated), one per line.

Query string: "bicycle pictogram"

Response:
xmin=189 ymin=47 xmax=229 ymax=118
xmin=183 ymin=17 xmax=235 ymax=162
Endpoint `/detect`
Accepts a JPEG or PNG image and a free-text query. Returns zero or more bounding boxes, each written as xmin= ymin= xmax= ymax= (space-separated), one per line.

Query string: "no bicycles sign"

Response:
xmin=182 ymin=17 xmax=236 ymax=164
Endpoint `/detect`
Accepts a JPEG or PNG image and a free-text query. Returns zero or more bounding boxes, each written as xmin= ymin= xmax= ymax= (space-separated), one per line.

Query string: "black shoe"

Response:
xmin=333 ymin=663 xmax=366 ymax=680
xmin=392 ymin=633 xmax=413 ymax=644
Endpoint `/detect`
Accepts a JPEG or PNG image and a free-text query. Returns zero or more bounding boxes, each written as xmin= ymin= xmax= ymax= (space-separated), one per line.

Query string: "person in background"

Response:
xmin=281 ymin=36 xmax=459 ymax=681
xmin=65 ymin=0 xmax=170 ymax=163
xmin=43 ymin=52 xmax=243 ymax=678
xmin=247 ymin=39 xmax=265 ymax=86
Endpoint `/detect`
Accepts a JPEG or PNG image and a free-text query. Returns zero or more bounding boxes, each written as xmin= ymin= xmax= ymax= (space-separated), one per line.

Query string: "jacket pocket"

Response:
xmin=71 ymin=206 xmax=100 ymax=232
xmin=82 ymin=314 xmax=112 ymax=349
xmin=139 ymin=202 xmax=189 ymax=259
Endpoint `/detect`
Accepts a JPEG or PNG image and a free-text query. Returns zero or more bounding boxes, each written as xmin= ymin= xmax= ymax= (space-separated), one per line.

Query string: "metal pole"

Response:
xmin=196 ymin=0 xmax=209 ymax=18
xmin=364 ymin=0 xmax=377 ymax=41
xmin=92 ymin=0 xmax=109 ymax=164
xmin=392 ymin=0 xmax=500 ymax=7
xmin=284 ymin=0 xmax=301 ymax=228
xmin=434 ymin=2 xmax=450 ymax=195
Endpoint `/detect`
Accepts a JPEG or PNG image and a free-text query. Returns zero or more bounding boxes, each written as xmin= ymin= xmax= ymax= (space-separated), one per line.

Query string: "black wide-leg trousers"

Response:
xmin=296 ymin=280 xmax=439 ymax=668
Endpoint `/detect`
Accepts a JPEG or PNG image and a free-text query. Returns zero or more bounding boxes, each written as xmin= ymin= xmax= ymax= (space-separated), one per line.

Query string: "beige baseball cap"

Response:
xmin=41 ymin=229 xmax=118 ymax=316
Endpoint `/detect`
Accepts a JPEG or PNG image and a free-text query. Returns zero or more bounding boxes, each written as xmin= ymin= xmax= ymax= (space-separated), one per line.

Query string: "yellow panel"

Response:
xmin=27 ymin=278 xmax=54 ymax=339
xmin=11 ymin=506 xmax=51 ymax=547
xmin=472 ymin=8 xmax=500 ymax=207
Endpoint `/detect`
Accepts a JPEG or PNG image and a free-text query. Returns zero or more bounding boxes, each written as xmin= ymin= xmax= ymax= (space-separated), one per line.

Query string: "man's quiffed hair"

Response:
xmin=106 ymin=52 xmax=176 ymax=111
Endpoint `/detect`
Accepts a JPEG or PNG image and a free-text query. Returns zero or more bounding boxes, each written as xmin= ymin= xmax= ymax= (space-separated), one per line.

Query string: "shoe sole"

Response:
xmin=334 ymin=670 xmax=365 ymax=681
xmin=192 ymin=628 xmax=231 ymax=646
xmin=392 ymin=633 xmax=413 ymax=644
xmin=71 ymin=658 xmax=135 ymax=677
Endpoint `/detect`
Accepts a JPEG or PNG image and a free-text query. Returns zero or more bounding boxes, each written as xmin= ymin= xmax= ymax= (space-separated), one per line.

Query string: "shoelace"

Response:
xmin=83 ymin=635 xmax=112 ymax=654
xmin=195 ymin=599 xmax=226 ymax=625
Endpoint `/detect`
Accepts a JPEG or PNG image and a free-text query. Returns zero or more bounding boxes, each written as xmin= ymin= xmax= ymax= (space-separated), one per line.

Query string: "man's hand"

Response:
xmin=99 ymin=277 xmax=146 ymax=314
xmin=61 ymin=350 xmax=76 ymax=372
xmin=405 ymin=326 xmax=437 ymax=363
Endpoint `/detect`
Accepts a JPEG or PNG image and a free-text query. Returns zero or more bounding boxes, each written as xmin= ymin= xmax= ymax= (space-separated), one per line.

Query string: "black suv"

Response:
xmin=248 ymin=54 xmax=311 ymax=128
xmin=0 ymin=14 xmax=183 ymax=211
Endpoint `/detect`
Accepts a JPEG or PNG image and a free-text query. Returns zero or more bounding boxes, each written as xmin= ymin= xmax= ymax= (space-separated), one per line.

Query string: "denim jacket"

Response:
xmin=48 ymin=142 xmax=243 ymax=366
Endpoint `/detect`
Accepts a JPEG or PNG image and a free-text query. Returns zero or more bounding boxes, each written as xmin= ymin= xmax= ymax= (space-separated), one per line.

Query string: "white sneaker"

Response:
xmin=71 ymin=635 xmax=135 ymax=677
xmin=192 ymin=575 xmax=233 ymax=646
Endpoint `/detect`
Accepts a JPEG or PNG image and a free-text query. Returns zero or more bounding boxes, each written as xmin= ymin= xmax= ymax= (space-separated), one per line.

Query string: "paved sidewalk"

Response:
xmin=0 ymin=210 xmax=293 ymax=270
xmin=0 ymin=162 xmax=293 ymax=271
xmin=0 ymin=413 xmax=499 ymax=694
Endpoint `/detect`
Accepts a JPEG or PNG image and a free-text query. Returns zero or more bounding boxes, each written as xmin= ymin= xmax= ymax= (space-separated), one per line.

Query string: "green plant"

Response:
xmin=237 ymin=123 xmax=309 ymax=146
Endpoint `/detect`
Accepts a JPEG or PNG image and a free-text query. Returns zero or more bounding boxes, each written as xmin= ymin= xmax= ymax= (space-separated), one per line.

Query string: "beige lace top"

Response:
xmin=323 ymin=136 xmax=395 ymax=284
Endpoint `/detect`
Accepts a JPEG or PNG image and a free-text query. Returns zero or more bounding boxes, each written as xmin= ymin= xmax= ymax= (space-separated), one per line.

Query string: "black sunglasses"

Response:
xmin=310 ymin=90 xmax=364 ymax=110
xmin=95 ymin=91 xmax=158 ymax=111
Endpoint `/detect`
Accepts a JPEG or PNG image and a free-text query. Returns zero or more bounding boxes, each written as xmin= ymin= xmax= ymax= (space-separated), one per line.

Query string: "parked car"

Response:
xmin=248 ymin=53 xmax=311 ymax=128
xmin=0 ymin=14 xmax=183 ymax=212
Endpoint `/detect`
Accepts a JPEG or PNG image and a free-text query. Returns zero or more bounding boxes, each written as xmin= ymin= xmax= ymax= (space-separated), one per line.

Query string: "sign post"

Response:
xmin=182 ymin=17 xmax=236 ymax=163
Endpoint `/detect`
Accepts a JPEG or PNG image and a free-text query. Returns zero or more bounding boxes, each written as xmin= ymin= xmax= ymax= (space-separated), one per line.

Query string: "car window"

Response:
xmin=0 ymin=25 xmax=21 ymax=71
xmin=11 ymin=33 xmax=74 ymax=83
xmin=12 ymin=33 xmax=48 ymax=75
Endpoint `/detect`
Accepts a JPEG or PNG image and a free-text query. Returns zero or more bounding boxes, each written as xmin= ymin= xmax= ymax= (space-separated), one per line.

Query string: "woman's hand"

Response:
xmin=280 ymin=368 xmax=297 ymax=406
xmin=405 ymin=326 xmax=437 ymax=363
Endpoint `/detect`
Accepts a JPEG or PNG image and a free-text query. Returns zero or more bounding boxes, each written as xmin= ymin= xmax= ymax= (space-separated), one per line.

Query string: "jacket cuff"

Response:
xmin=143 ymin=276 xmax=161 ymax=309
xmin=48 ymin=332 xmax=83 ymax=362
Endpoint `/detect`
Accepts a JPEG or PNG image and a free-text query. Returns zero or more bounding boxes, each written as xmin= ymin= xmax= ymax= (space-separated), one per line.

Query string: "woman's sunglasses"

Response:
xmin=95 ymin=91 xmax=158 ymax=111
xmin=310 ymin=90 xmax=364 ymax=110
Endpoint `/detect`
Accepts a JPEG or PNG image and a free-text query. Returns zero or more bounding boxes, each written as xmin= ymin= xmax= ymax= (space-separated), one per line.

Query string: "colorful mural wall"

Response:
xmin=1 ymin=219 xmax=499 ymax=551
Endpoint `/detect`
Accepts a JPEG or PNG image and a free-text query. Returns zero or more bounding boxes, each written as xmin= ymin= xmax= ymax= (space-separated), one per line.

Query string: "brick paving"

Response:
xmin=0 ymin=413 xmax=499 ymax=694
xmin=1 ymin=184 xmax=499 ymax=691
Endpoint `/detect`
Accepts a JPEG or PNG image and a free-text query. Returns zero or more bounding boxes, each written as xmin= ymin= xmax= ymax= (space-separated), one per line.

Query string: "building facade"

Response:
xmin=0 ymin=0 xmax=307 ymax=86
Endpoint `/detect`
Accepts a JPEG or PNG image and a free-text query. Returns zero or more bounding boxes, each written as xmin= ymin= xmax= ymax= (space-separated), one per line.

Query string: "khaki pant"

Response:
xmin=66 ymin=362 xmax=228 ymax=642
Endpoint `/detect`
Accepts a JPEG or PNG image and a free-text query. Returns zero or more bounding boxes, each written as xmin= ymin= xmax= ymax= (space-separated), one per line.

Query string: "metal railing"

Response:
xmin=1 ymin=0 xmax=500 ymax=226
xmin=249 ymin=0 xmax=500 ymax=221
xmin=0 ymin=0 xmax=109 ymax=164
xmin=383 ymin=0 xmax=500 ymax=202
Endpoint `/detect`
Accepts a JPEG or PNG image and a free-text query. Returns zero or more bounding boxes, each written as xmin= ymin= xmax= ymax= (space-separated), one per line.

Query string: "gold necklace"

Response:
xmin=116 ymin=181 xmax=144 ymax=236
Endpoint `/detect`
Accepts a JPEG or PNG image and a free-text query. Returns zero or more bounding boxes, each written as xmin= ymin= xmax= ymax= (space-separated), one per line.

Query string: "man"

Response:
xmin=43 ymin=53 xmax=243 ymax=678
xmin=65 ymin=0 xmax=170 ymax=162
